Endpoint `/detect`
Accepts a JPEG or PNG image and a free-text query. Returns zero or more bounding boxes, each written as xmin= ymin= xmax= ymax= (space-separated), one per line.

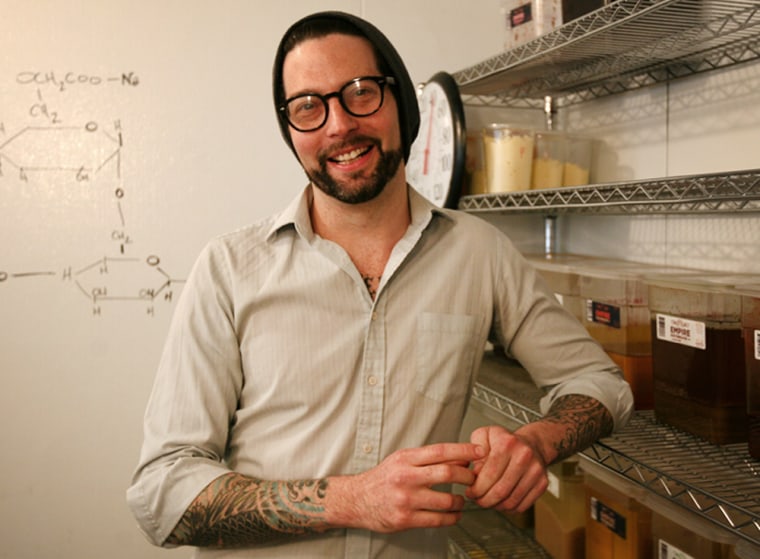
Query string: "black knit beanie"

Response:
xmin=272 ymin=11 xmax=420 ymax=162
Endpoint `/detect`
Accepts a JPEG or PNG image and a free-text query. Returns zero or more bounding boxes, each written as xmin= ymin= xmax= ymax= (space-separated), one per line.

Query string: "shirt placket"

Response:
xmin=345 ymin=296 xmax=387 ymax=558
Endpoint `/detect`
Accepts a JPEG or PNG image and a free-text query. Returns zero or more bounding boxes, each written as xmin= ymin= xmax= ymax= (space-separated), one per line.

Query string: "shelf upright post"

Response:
xmin=543 ymin=95 xmax=555 ymax=130
xmin=544 ymin=214 xmax=557 ymax=256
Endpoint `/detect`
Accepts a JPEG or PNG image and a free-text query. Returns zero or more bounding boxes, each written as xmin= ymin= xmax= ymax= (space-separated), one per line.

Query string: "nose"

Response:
xmin=323 ymin=97 xmax=358 ymax=136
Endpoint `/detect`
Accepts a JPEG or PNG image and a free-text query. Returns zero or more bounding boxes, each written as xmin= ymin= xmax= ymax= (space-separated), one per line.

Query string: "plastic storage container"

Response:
xmin=535 ymin=457 xmax=586 ymax=559
xmin=482 ymin=124 xmax=535 ymax=192
xmin=532 ymin=130 xmax=566 ymax=189
xmin=563 ymin=135 xmax=593 ymax=186
xmin=579 ymin=262 xmax=655 ymax=409
xmin=501 ymin=0 xmax=563 ymax=50
xmin=464 ymin=130 xmax=486 ymax=195
xmin=647 ymin=274 xmax=749 ymax=444
xmin=584 ymin=470 xmax=652 ymax=559
xmin=651 ymin=510 xmax=736 ymax=559
xmin=739 ymin=283 xmax=760 ymax=459
xmin=526 ymin=253 xmax=594 ymax=323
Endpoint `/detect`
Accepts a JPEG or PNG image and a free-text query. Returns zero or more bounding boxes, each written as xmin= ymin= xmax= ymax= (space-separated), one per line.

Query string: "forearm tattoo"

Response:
xmin=542 ymin=394 xmax=614 ymax=463
xmin=167 ymin=473 xmax=330 ymax=548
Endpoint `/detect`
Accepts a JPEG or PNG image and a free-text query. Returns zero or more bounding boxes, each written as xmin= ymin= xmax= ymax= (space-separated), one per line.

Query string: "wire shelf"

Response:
xmin=458 ymin=168 xmax=760 ymax=215
xmin=448 ymin=505 xmax=552 ymax=558
xmin=468 ymin=358 xmax=760 ymax=550
xmin=453 ymin=0 xmax=760 ymax=106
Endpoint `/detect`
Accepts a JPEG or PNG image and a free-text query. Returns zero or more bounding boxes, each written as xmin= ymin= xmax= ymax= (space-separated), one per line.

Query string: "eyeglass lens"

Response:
xmin=285 ymin=77 xmax=386 ymax=132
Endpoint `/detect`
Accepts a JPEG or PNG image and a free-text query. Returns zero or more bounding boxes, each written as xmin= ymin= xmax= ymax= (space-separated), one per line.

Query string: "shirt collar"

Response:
xmin=265 ymin=184 xmax=453 ymax=242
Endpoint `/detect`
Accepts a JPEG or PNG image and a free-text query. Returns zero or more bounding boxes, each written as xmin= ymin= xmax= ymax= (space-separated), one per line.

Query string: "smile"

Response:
xmin=330 ymin=145 xmax=372 ymax=164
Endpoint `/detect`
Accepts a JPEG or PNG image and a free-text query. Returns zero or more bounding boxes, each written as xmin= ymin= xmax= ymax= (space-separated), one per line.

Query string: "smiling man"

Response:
xmin=127 ymin=11 xmax=633 ymax=559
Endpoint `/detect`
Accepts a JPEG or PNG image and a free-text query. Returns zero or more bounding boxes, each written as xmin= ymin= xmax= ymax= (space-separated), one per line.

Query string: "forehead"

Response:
xmin=282 ymin=33 xmax=381 ymax=96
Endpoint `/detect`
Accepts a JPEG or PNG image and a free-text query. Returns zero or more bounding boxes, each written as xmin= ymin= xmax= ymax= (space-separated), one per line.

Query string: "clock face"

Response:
xmin=407 ymin=77 xmax=463 ymax=208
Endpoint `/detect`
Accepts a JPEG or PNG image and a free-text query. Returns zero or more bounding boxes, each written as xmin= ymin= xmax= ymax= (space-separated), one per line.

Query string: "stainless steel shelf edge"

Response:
xmin=458 ymin=168 xmax=760 ymax=215
xmin=453 ymin=0 xmax=760 ymax=104
xmin=468 ymin=380 xmax=760 ymax=549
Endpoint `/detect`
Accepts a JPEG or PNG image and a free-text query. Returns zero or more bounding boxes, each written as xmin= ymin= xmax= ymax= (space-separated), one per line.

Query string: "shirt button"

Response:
xmin=368 ymin=376 xmax=377 ymax=386
xmin=371 ymin=311 xmax=378 ymax=321
xmin=363 ymin=444 xmax=373 ymax=454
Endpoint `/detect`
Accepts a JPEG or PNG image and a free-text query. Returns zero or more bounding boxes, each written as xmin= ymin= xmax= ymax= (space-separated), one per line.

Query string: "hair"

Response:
xmin=272 ymin=11 xmax=420 ymax=162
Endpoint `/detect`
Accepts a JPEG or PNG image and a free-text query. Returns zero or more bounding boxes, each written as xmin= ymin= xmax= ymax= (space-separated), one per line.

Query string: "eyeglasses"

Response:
xmin=279 ymin=76 xmax=396 ymax=132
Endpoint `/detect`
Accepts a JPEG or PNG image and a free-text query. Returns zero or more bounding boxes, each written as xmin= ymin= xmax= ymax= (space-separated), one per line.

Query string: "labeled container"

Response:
xmin=651 ymin=509 xmax=736 ymax=559
xmin=501 ymin=0 xmax=563 ymax=51
xmin=579 ymin=262 xmax=654 ymax=409
xmin=647 ymin=274 xmax=750 ymax=444
xmin=739 ymin=283 xmax=760 ymax=459
xmin=584 ymin=470 xmax=652 ymax=559
xmin=563 ymin=135 xmax=593 ymax=186
xmin=482 ymin=124 xmax=535 ymax=192
xmin=532 ymin=130 xmax=567 ymax=189
xmin=535 ymin=457 xmax=586 ymax=559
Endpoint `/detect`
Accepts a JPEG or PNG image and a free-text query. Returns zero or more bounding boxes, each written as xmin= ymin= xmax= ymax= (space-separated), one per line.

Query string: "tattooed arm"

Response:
xmin=165 ymin=442 xmax=485 ymax=548
xmin=464 ymin=393 xmax=613 ymax=513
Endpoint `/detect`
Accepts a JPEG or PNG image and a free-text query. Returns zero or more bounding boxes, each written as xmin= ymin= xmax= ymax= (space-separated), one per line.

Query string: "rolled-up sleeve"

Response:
xmin=492 ymin=244 xmax=634 ymax=432
xmin=127 ymin=242 xmax=242 ymax=546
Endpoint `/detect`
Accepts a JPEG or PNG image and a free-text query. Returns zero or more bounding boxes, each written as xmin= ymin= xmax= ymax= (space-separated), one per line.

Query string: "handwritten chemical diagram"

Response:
xmin=1 ymin=68 xmax=186 ymax=316
xmin=0 ymin=255 xmax=183 ymax=316
xmin=0 ymin=121 xmax=122 ymax=182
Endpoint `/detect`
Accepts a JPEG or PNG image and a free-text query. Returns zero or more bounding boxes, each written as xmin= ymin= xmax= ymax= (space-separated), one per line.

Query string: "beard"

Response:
xmin=306 ymin=136 xmax=403 ymax=205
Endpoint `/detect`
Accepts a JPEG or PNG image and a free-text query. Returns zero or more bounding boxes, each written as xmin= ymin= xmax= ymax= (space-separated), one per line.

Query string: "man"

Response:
xmin=127 ymin=11 xmax=633 ymax=558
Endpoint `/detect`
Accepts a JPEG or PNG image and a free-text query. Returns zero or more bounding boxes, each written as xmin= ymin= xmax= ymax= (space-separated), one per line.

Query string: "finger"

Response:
xmin=474 ymin=450 xmax=547 ymax=509
xmin=405 ymin=442 xmax=485 ymax=467
xmin=465 ymin=452 xmax=510 ymax=502
xmin=420 ymin=462 xmax=477 ymax=488
xmin=406 ymin=509 xmax=465 ymax=529
xmin=495 ymin=470 xmax=548 ymax=513
xmin=415 ymin=489 xmax=467 ymax=513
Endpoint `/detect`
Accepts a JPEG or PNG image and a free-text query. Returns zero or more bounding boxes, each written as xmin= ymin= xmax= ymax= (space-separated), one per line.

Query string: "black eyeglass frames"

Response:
xmin=279 ymin=76 xmax=396 ymax=132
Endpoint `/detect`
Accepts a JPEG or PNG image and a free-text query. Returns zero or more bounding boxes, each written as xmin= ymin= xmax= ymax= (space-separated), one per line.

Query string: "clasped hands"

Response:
xmin=343 ymin=424 xmax=549 ymax=534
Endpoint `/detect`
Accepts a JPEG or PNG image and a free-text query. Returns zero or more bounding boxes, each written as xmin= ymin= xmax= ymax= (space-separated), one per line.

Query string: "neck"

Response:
xmin=309 ymin=170 xmax=410 ymax=246
xmin=309 ymin=170 xmax=410 ymax=298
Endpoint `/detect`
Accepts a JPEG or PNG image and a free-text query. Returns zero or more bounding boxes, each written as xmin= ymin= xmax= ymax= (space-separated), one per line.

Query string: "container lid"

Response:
xmin=646 ymin=273 xmax=757 ymax=321
xmin=578 ymin=260 xmax=697 ymax=306
xmin=525 ymin=253 xmax=600 ymax=296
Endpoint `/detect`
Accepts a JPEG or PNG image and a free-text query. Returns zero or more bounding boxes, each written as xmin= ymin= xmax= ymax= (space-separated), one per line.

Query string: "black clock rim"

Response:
xmin=426 ymin=71 xmax=466 ymax=209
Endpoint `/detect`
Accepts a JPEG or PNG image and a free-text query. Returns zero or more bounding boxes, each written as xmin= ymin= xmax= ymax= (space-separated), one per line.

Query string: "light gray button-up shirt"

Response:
xmin=127 ymin=186 xmax=633 ymax=558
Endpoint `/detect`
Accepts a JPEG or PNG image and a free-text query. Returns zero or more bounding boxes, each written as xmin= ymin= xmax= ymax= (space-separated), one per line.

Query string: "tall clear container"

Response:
xmin=482 ymin=124 xmax=535 ymax=192
xmin=532 ymin=131 xmax=566 ymax=190
xmin=563 ymin=135 xmax=593 ymax=187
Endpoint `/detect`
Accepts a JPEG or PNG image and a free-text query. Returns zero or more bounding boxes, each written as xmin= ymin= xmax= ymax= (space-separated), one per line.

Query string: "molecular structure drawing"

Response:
xmin=0 ymin=70 xmax=185 ymax=316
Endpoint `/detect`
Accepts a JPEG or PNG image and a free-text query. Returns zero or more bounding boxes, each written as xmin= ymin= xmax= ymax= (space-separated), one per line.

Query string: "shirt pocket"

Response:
xmin=416 ymin=312 xmax=482 ymax=404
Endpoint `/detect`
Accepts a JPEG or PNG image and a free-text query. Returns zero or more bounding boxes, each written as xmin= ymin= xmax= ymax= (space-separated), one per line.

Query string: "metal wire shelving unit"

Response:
xmin=448 ymin=1 xmax=760 ymax=556
xmin=452 ymin=0 xmax=760 ymax=220
xmin=453 ymin=0 xmax=760 ymax=108
xmin=469 ymin=369 xmax=760 ymax=552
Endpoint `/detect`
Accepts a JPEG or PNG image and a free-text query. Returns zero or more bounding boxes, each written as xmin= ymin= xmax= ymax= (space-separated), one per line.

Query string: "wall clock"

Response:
xmin=407 ymin=71 xmax=466 ymax=209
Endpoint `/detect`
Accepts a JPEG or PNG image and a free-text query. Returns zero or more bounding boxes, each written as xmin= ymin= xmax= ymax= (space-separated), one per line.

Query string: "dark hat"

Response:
xmin=272 ymin=11 xmax=420 ymax=162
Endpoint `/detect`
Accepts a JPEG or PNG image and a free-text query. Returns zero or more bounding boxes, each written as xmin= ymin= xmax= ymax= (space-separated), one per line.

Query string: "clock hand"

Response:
xmin=423 ymin=96 xmax=436 ymax=175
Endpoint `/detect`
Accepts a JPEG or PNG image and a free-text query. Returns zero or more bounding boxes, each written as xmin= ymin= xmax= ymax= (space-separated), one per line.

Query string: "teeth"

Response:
xmin=333 ymin=147 xmax=366 ymax=163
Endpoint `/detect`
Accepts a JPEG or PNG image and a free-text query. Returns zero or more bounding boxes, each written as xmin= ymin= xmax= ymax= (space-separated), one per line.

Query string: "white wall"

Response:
xmin=0 ymin=2 xmax=503 ymax=558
